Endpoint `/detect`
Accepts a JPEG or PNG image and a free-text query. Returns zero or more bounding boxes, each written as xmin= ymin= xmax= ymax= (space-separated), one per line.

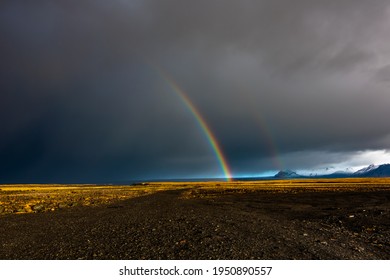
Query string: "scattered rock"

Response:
xmin=354 ymin=246 xmax=365 ymax=253
xmin=58 ymin=203 xmax=68 ymax=209
xmin=32 ymin=204 xmax=44 ymax=212
xmin=24 ymin=205 xmax=33 ymax=213
xmin=177 ymin=240 xmax=187 ymax=245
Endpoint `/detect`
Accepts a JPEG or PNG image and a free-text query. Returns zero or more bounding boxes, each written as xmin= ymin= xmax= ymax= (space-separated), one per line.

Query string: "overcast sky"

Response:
xmin=1 ymin=0 xmax=390 ymax=182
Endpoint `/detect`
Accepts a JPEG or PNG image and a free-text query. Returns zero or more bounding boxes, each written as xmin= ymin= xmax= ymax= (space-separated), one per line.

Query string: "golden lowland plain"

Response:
xmin=0 ymin=178 xmax=389 ymax=259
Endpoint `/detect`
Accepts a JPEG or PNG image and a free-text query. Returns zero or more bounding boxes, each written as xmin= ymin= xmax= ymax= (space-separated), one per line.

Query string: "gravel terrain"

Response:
xmin=0 ymin=183 xmax=389 ymax=259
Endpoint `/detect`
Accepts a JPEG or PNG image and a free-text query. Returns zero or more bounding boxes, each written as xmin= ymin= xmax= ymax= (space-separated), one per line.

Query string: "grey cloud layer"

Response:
xmin=1 ymin=0 xmax=390 ymax=181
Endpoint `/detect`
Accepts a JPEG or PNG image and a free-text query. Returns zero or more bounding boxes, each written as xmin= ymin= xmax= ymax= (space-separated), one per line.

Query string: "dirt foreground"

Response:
xmin=0 ymin=178 xmax=389 ymax=259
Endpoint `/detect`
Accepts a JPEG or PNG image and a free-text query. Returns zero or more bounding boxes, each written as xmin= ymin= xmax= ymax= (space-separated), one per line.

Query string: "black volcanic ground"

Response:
xmin=0 ymin=180 xmax=389 ymax=259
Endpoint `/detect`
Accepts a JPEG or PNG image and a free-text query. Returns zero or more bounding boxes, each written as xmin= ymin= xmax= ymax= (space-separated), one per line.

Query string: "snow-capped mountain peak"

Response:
xmin=354 ymin=164 xmax=378 ymax=175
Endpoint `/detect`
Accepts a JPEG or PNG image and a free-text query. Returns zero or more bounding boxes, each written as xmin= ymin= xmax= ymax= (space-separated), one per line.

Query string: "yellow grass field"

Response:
xmin=1 ymin=178 xmax=390 ymax=215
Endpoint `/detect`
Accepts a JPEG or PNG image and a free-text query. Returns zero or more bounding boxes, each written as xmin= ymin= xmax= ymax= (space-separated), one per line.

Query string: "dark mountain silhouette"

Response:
xmin=274 ymin=170 xmax=301 ymax=178
xmin=358 ymin=164 xmax=390 ymax=177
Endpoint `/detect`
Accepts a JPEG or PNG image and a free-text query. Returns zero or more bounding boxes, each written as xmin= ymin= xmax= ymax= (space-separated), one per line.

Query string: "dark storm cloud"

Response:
xmin=375 ymin=64 xmax=390 ymax=83
xmin=1 ymin=0 xmax=390 ymax=181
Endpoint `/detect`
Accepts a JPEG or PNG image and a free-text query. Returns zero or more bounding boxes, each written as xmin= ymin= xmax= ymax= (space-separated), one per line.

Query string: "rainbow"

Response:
xmin=153 ymin=67 xmax=233 ymax=181
xmin=233 ymin=84 xmax=283 ymax=173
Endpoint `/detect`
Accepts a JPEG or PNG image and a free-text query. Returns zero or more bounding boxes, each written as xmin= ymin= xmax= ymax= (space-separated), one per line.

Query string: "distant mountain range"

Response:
xmin=354 ymin=164 xmax=378 ymax=175
xmin=274 ymin=164 xmax=390 ymax=178
xmin=274 ymin=170 xmax=301 ymax=178
xmin=361 ymin=164 xmax=390 ymax=177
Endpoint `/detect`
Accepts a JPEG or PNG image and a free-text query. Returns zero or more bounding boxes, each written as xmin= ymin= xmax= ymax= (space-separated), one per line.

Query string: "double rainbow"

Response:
xmin=154 ymin=67 xmax=233 ymax=181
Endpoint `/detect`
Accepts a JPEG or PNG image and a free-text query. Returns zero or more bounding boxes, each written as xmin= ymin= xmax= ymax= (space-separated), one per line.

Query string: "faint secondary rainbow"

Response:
xmin=153 ymin=66 xmax=232 ymax=181
xmin=252 ymin=113 xmax=284 ymax=171
xmin=233 ymin=85 xmax=283 ymax=173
